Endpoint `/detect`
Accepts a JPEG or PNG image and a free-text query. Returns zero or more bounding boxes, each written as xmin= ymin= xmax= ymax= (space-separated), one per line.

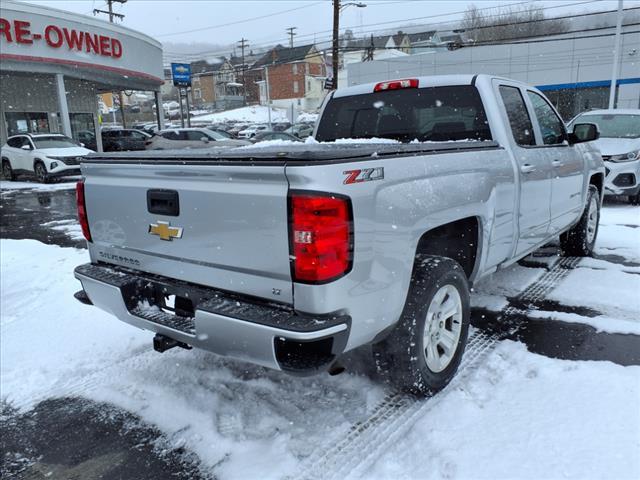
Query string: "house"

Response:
xmin=251 ymin=44 xmax=326 ymax=114
xmin=190 ymin=58 xmax=243 ymax=110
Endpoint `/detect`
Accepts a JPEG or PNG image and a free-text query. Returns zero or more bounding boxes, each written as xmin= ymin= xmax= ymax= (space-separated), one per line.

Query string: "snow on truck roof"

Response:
xmin=332 ymin=74 xmax=486 ymax=98
xmin=577 ymin=109 xmax=640 ymax=116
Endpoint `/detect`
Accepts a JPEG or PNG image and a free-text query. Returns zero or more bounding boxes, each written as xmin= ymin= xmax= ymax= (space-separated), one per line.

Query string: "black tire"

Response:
xmin=34 ymin=162 xmax=50 ymax=184
xmin=2 ymin=159 xmax=14 ymax=181
xmin=629 ymin=192 xmax=640 ymax=206
xmin=560 ymin=185 xmax=600 ymax=256
xmin=373 ymin=255 xmax=470 ymax=396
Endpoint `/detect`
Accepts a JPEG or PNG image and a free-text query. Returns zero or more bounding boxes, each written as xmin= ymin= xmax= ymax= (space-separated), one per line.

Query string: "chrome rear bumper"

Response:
xmin=74 ymin=263 xmax=350 ymax=373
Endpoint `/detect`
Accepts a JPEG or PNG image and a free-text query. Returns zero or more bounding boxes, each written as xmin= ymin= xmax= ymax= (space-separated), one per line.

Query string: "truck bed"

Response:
xmin=82 ymin=140 xmax=501 ymax=164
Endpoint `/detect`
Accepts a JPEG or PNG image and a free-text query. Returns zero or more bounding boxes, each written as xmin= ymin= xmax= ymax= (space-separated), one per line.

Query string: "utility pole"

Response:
xmin=238 ymin=38 xmax=249 ymax=105
xmin=286 ymin=27 xmax=297 ymax=48
xmin=265 ymin=67 xmax=272 ymax=129
xmin=608 ymin=0 xmax=624 ymax=109
xmin=330 ymin=2 xmax=366 ymax=90
xmin=94 ymin=0 xmax=126 ymax=23
xmin=332 ymin=0 xmax=340 ymax=90
xmin=94 ymin=0 xmax=127 ymax=126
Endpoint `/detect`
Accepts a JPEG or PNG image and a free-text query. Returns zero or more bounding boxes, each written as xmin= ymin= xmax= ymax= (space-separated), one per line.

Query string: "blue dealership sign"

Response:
xmin=171 ymin=63 xmax=192 ymax=87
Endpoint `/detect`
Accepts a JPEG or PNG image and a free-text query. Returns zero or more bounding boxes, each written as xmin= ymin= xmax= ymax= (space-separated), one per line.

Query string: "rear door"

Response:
xmin=496 ymin=82 xmax=553 ymax=256
xmin=83 ymin=161 xmax=294 ymax=303
xmin=525 ymin=90 xmax=584 ymax=234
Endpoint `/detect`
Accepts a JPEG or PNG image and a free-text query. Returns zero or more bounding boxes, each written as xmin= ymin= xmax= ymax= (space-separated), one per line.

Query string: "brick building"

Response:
xmin=251 ymin=44 xmax=327 ymax=113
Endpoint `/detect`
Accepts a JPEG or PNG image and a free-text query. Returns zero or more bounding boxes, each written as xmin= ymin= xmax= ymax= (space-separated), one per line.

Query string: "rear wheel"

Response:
xmin=629 ymin=192 xmax=640 ymax=206
xmin=560 ymin=185 xmax=600 ymax=256
xmin=373 ymin=255 xmax=470 ymax=396
xmin=34 ymin=162 xmax=50 ymax=184
xmin=2 ymin=160 xmax=14 ymax=181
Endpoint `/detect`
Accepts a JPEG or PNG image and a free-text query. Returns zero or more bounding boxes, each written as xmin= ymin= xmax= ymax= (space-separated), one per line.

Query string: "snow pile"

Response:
xmin=190 ymin=106 xmax=288 ymax=123
xmin=40 ymin=219 xmax=84 ymax=241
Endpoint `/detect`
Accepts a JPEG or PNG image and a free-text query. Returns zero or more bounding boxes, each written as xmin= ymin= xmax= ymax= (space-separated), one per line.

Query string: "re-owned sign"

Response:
xmin=0 ymin=18 xmax=123 ymax=58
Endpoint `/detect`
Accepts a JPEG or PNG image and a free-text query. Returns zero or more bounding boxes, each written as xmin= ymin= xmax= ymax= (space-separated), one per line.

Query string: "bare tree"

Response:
xmin=461 ymin=3 xmax=567 ymax=43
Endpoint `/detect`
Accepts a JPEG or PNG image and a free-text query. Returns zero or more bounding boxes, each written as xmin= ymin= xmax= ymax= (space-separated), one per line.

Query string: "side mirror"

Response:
xmin=569 ymin=123 xmax=599 ymax=144
xmin=200 ymin=136 xmax=210 ymax=143
xmin=21 ymin=144 xmax=32 ymax=150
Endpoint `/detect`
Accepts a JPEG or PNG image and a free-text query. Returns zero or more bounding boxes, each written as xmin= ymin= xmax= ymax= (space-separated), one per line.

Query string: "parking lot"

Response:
xmin=1 ymin=180 xmax=638 ymax=479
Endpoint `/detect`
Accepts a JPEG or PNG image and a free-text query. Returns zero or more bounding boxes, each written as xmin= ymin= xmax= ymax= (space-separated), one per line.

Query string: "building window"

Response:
xmin=292 ymin=64 xmax=298 ymax=74
xmin=293 ymin=81 xmax=299 ymax=94
xmin=4 ymin=112 xmax=50 ymax=137
xmin=194 ymin=88 xmax=202 ymax=99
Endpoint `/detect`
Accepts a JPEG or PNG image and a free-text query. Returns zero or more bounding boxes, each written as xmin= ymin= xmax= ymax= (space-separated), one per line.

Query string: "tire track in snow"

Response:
xmin=295 ymin=255 xmax=578 ymax=480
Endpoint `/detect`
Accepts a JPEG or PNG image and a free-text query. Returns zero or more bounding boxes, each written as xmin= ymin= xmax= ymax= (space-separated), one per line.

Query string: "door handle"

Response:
xmin=552 ymin=159 xmax=563 ymax=167
xmin=520 ymin=164 xmax=536 ymax=174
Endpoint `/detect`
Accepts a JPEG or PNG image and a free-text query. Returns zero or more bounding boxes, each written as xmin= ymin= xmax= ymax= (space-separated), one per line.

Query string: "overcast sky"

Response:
xmin=20 ymin=0 xmax=625 ymax=57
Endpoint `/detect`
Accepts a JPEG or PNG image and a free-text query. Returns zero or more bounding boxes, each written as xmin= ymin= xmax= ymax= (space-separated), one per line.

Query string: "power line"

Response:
xmin=157 ymin=2 xmax=323 ymax=39
xmin=162 ymin=0 xmax=608 ymax=61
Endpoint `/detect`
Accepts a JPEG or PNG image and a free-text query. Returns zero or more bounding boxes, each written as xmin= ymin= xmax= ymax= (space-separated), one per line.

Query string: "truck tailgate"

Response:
xmin=82 ymin=162 xmax=293 ymax=303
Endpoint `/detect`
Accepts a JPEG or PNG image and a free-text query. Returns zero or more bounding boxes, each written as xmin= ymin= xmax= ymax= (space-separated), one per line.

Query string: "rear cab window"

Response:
xmin=315 ymin=85 xmax=492 ymax=142
xmin=499 ymin=85 xmax=536 ymax=146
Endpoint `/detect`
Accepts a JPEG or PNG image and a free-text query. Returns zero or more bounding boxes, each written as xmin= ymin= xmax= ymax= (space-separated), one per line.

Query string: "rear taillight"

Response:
xmin=76 ymin=180 xmax=92 ymax=242
xmin=374 ymin=78 xmax=419 ymax=92
xmin=290 ymin=192 xmax=352 ymax=283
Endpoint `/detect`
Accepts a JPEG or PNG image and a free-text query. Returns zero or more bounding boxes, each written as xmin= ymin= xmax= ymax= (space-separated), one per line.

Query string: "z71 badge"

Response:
xmin=343 ymin=167 xmax=384 ymax=185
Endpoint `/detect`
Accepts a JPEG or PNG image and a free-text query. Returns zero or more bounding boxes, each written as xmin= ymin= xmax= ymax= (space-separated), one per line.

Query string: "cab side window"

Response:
xmin=527 ymin=91 xmax=566 ymax=145
xmin=7 ymin=137 xmax=24 ymax=148
xmin=499 ymin=86 xmax=535 ymax=146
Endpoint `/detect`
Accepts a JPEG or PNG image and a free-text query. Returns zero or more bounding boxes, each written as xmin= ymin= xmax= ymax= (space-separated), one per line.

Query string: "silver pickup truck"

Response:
xmin=74 ymin=75 xmax=604 ymax=395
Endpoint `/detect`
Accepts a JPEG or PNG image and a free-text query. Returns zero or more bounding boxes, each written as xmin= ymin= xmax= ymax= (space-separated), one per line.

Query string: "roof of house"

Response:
xmin=191 ymin=58 xmax=229 ymax=75
xmin=346 ymin=35 xmax=392 ymax=50
xmin=408 ymin=30 xmax=437 ymax=43
xmin=253 ymin=44 xmax=316 ymax=67
xmin=392 ymin=31 xmax=409 ymax=45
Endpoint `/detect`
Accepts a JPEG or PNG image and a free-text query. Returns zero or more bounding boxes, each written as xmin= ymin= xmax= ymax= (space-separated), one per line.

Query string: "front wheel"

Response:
xmin=34 ymin=162 xmax=50 ymax=184
xmin=2 ymin=160 xmax=14 ymax=181
xmin=373 ymin=255 xmax=470 ymax=396
xmin=560 ymin=185 xmax=600 ymax=256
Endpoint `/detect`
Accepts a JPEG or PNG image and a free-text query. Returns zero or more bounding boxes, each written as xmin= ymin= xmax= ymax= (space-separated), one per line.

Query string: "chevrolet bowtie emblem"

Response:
xmin=149 ymin=221 xmax=183 ymax=241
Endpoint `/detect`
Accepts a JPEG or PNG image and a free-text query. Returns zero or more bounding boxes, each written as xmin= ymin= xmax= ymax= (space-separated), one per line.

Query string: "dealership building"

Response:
xmin=0 ymin=0 xmax=164 ymax=150
xmin=347 ymin=22 xmax=640 ymax=119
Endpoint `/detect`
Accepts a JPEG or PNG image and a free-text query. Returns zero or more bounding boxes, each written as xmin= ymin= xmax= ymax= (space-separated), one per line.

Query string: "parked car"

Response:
xmin=73 ymin=74 xmax=603 ymax=395
xmin=237 ymin=124 xmax=270 ymax=139
xmin=206 ymin=127 xmax=233 ymax=139
xmin=1 ymin=133 xmax=92 ymax=182
xmin=250 ymin=131 xmax=303 ymax=143
xmin=76 ymin=129 xmax=151 ymax=152
xmin=272 ymin=122 xmax=292 ymax=132
xmin=568 ymin=109 xmax=640 ymax=205
xmin=227 ymin=123 xmax=250 ymax=138
xmin=146 ymin=128 xmax=250 ymax=150
xmin=285 ymin=123 xmax=314 ymax=139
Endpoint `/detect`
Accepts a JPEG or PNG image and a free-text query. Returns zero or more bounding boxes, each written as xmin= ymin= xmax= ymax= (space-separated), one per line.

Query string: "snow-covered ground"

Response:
xmin=1 ymin=204 xmax=639 ymax=480
xmin=0 ymin=178 xmax=79 ymax=194
xmin=190 ymin=106 xmax=288 ymax=124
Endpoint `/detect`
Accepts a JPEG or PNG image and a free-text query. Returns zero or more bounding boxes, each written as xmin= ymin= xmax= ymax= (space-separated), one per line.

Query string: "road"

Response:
xmin=1 ymin=181 xmax=639 ymax=479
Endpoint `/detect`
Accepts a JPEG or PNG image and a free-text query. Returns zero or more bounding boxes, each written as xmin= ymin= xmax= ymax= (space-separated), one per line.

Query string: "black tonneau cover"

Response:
xmin=83 ymin=141 xmax=500 ymax=165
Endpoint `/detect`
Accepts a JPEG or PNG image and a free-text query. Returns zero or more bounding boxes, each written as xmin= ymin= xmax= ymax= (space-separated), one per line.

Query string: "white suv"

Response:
xmin=568 ymin=109 xmax=640 ymax=205
xmin=1 ymin=133 xmax=94 ymax=183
